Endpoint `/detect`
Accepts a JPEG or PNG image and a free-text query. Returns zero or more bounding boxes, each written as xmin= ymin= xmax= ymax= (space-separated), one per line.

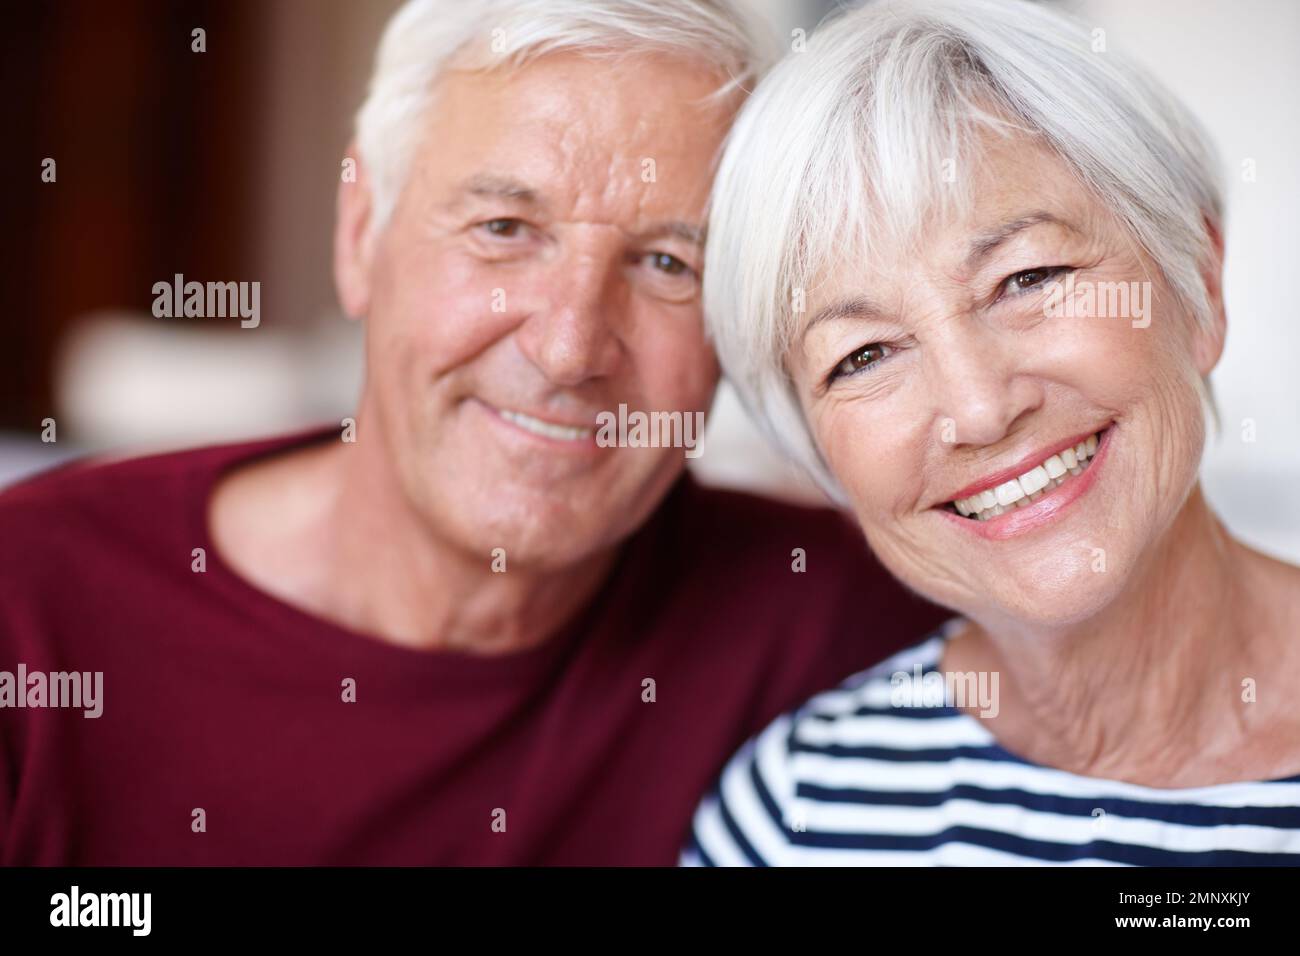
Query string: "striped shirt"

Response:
xmin=683 ymin=629 xmax=1300 ymax=866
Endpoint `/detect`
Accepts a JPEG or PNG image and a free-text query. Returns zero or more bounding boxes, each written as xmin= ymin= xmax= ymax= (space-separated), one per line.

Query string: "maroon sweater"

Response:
xmin=0 ymin=431 xmax=941 ymax=865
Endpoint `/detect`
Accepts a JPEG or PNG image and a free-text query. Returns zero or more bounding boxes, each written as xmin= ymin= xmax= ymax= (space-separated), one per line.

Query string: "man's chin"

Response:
xmin=427 ymin=481 xmax=635 ymax=567
xmin=402 ymin=438 xmax=688 ymax=567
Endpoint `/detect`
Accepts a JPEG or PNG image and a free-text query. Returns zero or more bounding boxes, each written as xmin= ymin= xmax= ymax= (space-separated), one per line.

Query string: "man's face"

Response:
xmin=341 ymin=53 xmax=733 ymax=569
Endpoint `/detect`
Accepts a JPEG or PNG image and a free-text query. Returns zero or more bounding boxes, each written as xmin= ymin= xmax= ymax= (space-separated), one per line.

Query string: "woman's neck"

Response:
xmin=946 ymin=486 xmax=1300 ymax=787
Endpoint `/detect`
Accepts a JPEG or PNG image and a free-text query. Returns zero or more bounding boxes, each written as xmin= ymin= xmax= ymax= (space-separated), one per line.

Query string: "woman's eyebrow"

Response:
xmin=801 ymin=213 xmax=1081 ymax=341
xmin=801 ymin=295 xmax=887 ymax=343
xmin=965 ymin=211 xmax=1076 ymax=269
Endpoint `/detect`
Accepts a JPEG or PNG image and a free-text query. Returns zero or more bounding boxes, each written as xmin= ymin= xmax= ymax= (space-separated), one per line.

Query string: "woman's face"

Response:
xmin=790 ymin=134 xmax=1224 ymax=628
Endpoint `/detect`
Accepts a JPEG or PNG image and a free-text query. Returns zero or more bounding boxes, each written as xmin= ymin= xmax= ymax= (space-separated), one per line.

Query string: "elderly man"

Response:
xmin=0 ymin=0 xmax=939 ymax=865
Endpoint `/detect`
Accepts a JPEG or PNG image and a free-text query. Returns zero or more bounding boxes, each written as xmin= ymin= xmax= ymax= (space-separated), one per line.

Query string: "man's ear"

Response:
xmin=1192 ymin=216 xmax=1228 ymax=376
xmin=334 ymin=143 xmax=378 ymax=319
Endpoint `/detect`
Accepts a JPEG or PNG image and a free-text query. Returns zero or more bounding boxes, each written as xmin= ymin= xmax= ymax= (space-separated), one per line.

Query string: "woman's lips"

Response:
xmin=943 ymin=428 xmax=1104 ymax=504
xmin=936 ymin=426 xmax=1113 ymax=539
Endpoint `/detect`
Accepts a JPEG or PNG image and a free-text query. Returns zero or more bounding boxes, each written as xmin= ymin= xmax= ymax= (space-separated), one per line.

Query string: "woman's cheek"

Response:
xmin=820 ymin=406 xmax=902 ymax=522
xmin=1142 ymin=356 xmax=1207 ymax=504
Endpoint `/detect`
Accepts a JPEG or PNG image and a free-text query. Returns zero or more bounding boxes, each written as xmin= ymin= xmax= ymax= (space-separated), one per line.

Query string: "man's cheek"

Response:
xmin=399 ymin=303 xmax=500 ymax=378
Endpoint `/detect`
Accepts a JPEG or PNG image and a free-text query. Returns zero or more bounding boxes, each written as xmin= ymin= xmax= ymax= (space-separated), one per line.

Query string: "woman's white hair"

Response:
xmin=355 ymin=0 xmax=776 ymax=229
xmin=704 ymin=0 xmax=1224 ymax=499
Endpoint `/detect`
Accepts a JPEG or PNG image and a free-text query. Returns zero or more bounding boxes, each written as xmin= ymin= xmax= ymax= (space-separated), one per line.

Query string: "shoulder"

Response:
xmin=671 ymin=477 xmax=861 ymax=545
xmin=642 ymin=477 xmax=946 ymax=736
xmin=662 ymin=477 xmax=904 ymax=596
xmin=655 ymin=475 xmax=941 ymax=642
xmin=0 ymin=431 xmax=317 ymax=599
xmin=0 ymin=439 xmax=230 ymax=538
xmin=683 ymin=633 xmax=952 ymax=866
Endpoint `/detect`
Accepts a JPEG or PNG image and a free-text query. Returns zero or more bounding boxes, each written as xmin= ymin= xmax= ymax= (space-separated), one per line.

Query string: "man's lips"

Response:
xmin=472 ymin=398 xmax=599 ymax=444
xmin=940 ymin=426 xmax=1110 ymax=505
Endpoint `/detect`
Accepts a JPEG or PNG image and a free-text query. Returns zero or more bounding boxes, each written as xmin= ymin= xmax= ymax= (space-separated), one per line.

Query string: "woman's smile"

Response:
xmin=691 ymin=0 xmax=1300 ymax=869
xmin=936 ymin=424 xmax=1114 ymax=539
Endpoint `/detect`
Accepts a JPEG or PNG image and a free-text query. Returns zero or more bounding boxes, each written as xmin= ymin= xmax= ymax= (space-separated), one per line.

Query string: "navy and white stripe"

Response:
xmin=684 ymin=631 xmax=1300 ymax=866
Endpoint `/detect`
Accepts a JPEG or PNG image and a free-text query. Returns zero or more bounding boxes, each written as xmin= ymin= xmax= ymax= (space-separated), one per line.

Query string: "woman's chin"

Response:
xmin=938 ymin=558 xmax=1131 ymax=632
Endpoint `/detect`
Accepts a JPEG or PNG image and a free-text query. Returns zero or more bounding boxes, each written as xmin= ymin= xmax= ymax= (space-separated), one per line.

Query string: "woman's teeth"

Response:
xmin=952 ymin=432 xmax=1101 ymax=521
xmin=499 ymin=409 xmax=593 ymax=442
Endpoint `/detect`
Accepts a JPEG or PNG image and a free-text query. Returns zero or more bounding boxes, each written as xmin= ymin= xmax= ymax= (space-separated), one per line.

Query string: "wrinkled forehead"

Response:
xmin=404 ymin=51 xmax=737 ymax=224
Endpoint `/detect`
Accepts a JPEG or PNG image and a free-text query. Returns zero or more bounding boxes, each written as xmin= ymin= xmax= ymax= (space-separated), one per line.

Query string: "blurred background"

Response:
xmin=3 ymin=0 xmax=1298 ymax=561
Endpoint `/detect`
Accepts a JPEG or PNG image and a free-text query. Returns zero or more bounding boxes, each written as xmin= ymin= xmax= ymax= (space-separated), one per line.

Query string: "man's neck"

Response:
xmin=209 ymin=434 xmax=619 ymax=656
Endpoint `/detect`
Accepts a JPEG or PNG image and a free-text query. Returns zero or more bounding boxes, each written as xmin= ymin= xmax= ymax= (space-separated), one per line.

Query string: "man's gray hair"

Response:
xmin=355 ymin=0 xmax=777 ymax=230
xmin=703 ymin=0 xmax=1224 ymax=498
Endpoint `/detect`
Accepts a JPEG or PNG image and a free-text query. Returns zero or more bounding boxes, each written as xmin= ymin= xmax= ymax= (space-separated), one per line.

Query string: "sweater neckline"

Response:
xmin=185 ymin=426 xmax=639 ymax=689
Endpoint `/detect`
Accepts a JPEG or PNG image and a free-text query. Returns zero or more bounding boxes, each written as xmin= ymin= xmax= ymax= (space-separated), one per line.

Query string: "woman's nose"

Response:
xmin=925 ymin=321 xmax=1044 ymax=448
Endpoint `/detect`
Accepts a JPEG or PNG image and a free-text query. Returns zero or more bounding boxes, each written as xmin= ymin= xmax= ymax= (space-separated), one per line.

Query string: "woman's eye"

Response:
xmin=1002 ymin=266 xmax=1065 ymax=296
xmin=829 ymin=343 xmax=891 ymax=382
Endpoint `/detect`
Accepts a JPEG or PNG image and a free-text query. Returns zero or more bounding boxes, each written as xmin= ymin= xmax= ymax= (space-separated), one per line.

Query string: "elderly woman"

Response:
xmin=685 ymin=0 xmax=1300 ymax=865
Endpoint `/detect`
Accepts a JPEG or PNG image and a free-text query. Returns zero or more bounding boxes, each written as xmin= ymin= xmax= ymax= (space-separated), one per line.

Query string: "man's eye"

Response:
xmin=647 ymin=252 xmax=690 ymax=276
xmin=829 ymin=343 xmax=891 ymax=383
xmin=480 ymin=218 xmax=525 ymax=238
xmin=1002 ymin=266 xmax=1065 ymax=296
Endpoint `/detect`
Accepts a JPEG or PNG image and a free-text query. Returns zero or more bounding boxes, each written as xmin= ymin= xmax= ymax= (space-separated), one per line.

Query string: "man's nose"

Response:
xmin=515 ymin=259 xmax=624 ymax=387
xmin=926 ymin=319 xmax=1044 ymax=448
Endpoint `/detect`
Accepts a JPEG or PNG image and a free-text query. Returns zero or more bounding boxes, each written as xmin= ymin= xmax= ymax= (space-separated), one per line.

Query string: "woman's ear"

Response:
xmin=334 ymin=143 xmax=378 ymax=320
xmin=1192 ymin=216 xmax=1228 ymax=376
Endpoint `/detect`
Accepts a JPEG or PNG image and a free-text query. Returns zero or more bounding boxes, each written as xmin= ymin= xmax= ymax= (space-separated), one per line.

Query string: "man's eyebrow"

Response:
xmin=965 ymin=211 xmax=1075 ymax=270
xmin=459 ymin=174 xmax=542 ymax=204
xmin=635 ymin=221 xmax=706 ymax=245
xmin=450 ymin=182 xmax=701 ymax=244
xmin=801 ymin=295 xmax=887 ymax=343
